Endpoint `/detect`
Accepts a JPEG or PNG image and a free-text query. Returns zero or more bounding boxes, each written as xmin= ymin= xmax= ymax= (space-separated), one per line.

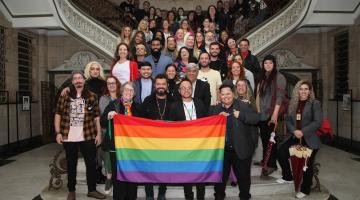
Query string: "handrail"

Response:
xmin=52 ymin=0 xmax=117 ymax=58
xmin=243 ymin=0 xmax=312 ymax=55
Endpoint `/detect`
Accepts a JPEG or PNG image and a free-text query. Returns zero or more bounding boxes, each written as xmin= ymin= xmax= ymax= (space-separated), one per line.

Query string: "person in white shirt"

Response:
xmin=197 ymin=52 xmax=222 ymax=105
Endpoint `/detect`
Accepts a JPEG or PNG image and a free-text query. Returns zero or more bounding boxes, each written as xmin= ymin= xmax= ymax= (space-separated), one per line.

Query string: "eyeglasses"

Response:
xmin=180 ymin=87 xmax=192 ymax=91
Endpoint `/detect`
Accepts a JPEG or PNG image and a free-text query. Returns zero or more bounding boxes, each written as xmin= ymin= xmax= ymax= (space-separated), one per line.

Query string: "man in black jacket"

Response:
xmin=141 ymin=74 xmax=174 ymax=200
xmin=209 ymin=84 xmax=260 ymax=200
xmin=174 ymin=63 xmax=211 ymax=111
xmin=168 ymin=78 xmax=208 ymax=200
xmin=239 ymin=38 xmax=261 ymax=84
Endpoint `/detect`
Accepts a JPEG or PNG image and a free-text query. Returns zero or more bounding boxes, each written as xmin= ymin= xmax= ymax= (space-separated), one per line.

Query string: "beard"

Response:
xmin=155 ymin=88 xmax=166 ymax=96
xmin=151 ymin=49 xmax=161 ymax=59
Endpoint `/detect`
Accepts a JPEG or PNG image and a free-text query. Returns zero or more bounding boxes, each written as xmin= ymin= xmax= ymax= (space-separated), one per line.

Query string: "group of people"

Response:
xmin=118 ymin=0 xmax=272 ymax=40
xmin=54 ymin=15 xmax=323 ymax=200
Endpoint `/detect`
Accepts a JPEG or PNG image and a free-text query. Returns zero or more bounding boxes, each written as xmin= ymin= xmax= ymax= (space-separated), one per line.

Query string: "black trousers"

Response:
xmin=110 ymin=151 xmax=138 ymax=200
xmin=63 ymin=140 xmax=97 ymax=192
xmin=259 ymin=120 xmax=278 ymax=168
xmin=145 ymin=184 xmax=167 ymax=198
xmin=214 ymin=148 xmax=252 ymax=200
xmin=183 ymin=183 xmax=205 ymax=200
xmin=278 ymin=137 xmax=318 ymax=194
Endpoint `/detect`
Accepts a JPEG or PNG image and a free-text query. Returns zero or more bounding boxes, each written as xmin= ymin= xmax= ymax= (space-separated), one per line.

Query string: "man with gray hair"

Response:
xmin=175 ymin=63 xmax=211 ymax=111
xmin=55 ymin=71 xmax=105 ymax=200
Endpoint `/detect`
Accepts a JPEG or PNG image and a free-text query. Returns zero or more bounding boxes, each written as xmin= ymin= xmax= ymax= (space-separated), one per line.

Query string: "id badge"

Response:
xmin=296 ymin=113 xmax=301 ymax=121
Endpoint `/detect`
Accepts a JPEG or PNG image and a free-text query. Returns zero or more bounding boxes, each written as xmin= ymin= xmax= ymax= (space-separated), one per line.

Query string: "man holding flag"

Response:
xmin=209 ymin=84 xmax=260 ymax=200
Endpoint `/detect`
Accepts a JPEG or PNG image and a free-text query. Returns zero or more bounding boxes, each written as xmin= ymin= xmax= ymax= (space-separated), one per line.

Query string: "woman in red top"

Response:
xmin=110 ymin=43 xmax=139 ymax=84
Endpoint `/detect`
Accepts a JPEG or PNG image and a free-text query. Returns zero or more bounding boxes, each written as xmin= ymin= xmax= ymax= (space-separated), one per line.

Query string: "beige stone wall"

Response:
xmin=0 ymin=12 xmax=111 ymax=144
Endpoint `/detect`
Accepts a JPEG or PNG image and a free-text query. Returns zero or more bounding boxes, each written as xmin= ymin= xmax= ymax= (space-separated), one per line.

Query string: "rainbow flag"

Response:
xmin=113 ymin=114 xmax=226 ymax=183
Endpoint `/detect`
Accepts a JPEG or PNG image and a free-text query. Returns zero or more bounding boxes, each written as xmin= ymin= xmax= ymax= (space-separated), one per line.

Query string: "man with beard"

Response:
xmin=162 ymin=36 xmax=177 ymax=61
xmin=239 ymin=38 xmax=261 ymax=84
xmin=144 ymin=38 xmax=173 ymax=77
xmin=168 ymin=78 xmax=208 ymax=200
xmin=204 ymin=31 xmax=216 ymax=54
xmin=209 ymin=42 xmax=228 ymax=81
xmin=197 ymin=52 xmax=222 ymax=106
xmin=55 ymin=71 xmax=105 ymax=200
xmin=141 ymin=74 xmax=174 ymax=200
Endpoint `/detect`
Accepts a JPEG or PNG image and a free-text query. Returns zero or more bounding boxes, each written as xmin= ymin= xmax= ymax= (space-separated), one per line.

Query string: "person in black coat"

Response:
xmin=141 ymin=74 xmax=174 ymax=200
xmin=209 ymin=84 xmax=260 ymax=200
xmin=174 ymin=63 xmax=211 ymax=112
xmin=101 ymin=82 xmax=142 ymax=200
xmin=168 ymin=78 xmax=208 ymax=200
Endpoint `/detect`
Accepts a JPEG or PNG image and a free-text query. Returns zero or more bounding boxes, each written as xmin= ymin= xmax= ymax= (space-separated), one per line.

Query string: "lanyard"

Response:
xmin=183 ymin=102 xmax=195 ymax=120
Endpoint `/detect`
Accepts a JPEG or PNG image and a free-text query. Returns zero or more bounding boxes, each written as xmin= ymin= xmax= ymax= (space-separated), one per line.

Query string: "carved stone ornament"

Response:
xmin=53 ymin=0 xmax=117 ymax=57
xmin=260 ymin=49 xmax=316 ymax=69
xmin=49 ymin=51 xmax=110 ymax=71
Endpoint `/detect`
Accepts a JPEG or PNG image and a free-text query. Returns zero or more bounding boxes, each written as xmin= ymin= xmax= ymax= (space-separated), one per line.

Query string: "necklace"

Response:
xmin=156 ymin=97 xmax=167 ymax=120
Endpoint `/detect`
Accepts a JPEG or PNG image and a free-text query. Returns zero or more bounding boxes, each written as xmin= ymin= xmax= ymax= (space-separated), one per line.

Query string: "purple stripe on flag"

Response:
xmin=117 ymin=171 xmax=223 ymax=183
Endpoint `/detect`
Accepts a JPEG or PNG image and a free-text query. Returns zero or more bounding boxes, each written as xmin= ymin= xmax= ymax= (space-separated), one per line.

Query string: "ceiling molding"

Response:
xmin=313 ymin=2 xmax=360 ymax=13
xmin=0 ymin=0 xmax=53 ymax=18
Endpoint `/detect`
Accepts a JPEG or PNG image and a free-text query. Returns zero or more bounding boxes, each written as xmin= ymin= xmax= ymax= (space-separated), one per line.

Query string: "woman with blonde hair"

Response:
xmin=117 ymin=25 xmax=133 ymax=45
xmin=138 ymin=19 xmax=153 ymax=43
xmin=277 ymin=80 xmax=322 ymax=199
xmin=61 ymin=61 xmax=106 ymax=99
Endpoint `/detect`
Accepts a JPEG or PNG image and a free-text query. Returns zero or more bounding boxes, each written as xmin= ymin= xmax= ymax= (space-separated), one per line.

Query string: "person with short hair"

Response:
xmin=168 ymin=78 xmax=208 ymax=200
xmin=142 ymin=74 xmax=175 ymax=200
xmin=144 ymin=38 xmax=173 ymax=77
xmin=209 ymin=84 xmax=260 ymax=200
xmin=209 ymin=42 xmax=228 ymax=80
xmin=55 ymin=71 xmax=106 ymax=200
xmin=239 ymin=38 xmax=261 ymax=84
xmin=134 ymin=61 xmax=154 ymax=103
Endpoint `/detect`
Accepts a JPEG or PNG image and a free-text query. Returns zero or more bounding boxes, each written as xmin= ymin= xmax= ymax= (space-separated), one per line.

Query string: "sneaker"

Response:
xmin=146 ymin=197 xmax=155 ymax=200
xmin=67 ymin=191 xmax=76 ymax=200
xmin=276 ymin=178 xmax=293 ymax=184
xmin=104 ymin=179 xmax=112 ymax=195
xmin=296 ymin=192 xmax=306 ymax=199
xmin=87 ymin=190 xmax=106 ymax=199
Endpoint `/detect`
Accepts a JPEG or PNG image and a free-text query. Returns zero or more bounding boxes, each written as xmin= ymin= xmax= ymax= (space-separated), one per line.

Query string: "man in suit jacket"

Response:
xmin=174 ymin=63 xmax=211 ymax=111
xmin=134 ymin=61 xmax=155 ymax=104
xmin=168 ymin=78 xmax=207 ymax=200
xmin=209 ymin=84 xmax=260 ymax=200
xmin=144 ymin=38 xmax=173 ymax=78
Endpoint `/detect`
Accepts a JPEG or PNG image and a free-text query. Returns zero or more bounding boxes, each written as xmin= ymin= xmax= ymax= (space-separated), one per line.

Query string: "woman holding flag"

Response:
xmin=101 ymin=82 xmax=142 ymax=200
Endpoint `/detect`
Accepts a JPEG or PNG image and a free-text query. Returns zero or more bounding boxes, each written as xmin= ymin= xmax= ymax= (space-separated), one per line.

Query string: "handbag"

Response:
xmin=311 ymin=102 xmax=334 ymax=143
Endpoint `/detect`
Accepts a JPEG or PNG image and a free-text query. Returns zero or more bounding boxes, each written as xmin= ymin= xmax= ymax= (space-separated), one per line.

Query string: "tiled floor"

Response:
xmin=0 ymin=143 xmax=359 ymax=200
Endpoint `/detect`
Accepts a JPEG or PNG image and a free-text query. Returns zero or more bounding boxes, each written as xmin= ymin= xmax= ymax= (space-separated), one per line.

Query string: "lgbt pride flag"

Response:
xmin=113 ymin=114 xmax=226 ymax=183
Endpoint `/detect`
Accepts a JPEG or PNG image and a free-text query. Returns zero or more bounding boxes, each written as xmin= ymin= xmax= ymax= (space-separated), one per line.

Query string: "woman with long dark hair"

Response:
xmin=256 ymin=54 xmax=287 ymax=176
xmin=110 ymin=43 xmax=139 ymax=84
xmin=277 ymin=80 xmax=322 ymax=199
xmin=164 ymin=64 xmax=180 ymax=97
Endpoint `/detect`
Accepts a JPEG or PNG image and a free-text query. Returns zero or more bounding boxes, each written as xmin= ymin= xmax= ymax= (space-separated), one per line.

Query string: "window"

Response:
xmin=334 ymin=31 xmax=349 ymax=99
xmin=18 ymin=33 xmax=32 ymax=91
